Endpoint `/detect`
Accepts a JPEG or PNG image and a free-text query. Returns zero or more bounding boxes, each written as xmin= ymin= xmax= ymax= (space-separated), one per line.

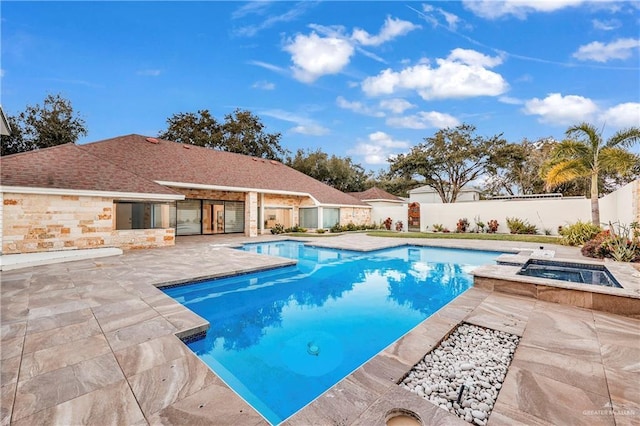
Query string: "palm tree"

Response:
xmin=544 ymin=123 xmax=640 ymax=225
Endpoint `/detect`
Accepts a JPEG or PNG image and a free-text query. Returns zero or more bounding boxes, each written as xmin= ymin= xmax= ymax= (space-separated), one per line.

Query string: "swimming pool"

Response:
xmin=163 ymin=241 xmax=501 ymax=424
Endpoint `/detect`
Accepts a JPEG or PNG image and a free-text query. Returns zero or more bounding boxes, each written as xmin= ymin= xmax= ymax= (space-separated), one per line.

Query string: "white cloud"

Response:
xmin=463 ymin=0 xmax=585 ymax=19
xmin=291 ymin=124 xmax=330 ymax=136
xmin=336 ymin=96 xmax=384 ymax=117
xmin=419 ymin=4 xmax=462 ymax=30
xmin=231 ymin=1 xmax=272 ymax=19
xmin=447 ymin=48 xmax=504 ymax=67
xmin=233 ymin=2 xmax=314 ymax=37
xmin=252 ymin=80 xmax=275 ymax=90
xmin=592 ymin=18 xmax=621 ymax=31
xmin=284 ymin=32 xmax=354 ymax=83
xmin=499 ymin=96 xmax=524 ymax=105
xmin=283 ymin=16 xmax=418 ymax=83
xmin=386 ymin=111 xmax=460 ymax=129
xmin=348 ymin=131 xmax=410 ymax=165
xmin=351 ymin=16 xmax=420 ymax=46
xmin=379 ymin=98 xmax=416 ymax=114
xmin=248 ymin=60 xmax=287 ymax=74
xmin=361 ymin=49 xmax=508 ymax=100
xmin=136 ymin=69 xmax=161 ymax=76
xmin=599 ymin=102 xmax=640 ymax=128
xmin=523 ymin=93 xmax=598 ymax=125
xmin=260 ymin=108 xmax=330 ymax=136
xmin=573 ymin=38 xmax=640 ymax=62
xmin=440 ymin=9 xmax=461 ymax=30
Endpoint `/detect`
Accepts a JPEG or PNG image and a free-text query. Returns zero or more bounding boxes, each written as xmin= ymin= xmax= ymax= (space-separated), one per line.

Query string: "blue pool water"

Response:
xmin=163 ymin=242 xmax=501 ymax=424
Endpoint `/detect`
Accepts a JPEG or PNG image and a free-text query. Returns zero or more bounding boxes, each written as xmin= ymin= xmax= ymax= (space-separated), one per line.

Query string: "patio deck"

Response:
xmin=1 ymin=234 xmax=638 ymax=425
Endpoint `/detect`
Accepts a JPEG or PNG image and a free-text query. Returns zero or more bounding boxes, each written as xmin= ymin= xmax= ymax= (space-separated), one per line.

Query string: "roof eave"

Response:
xmin=0 ymin=186 xmax=185 ymax=201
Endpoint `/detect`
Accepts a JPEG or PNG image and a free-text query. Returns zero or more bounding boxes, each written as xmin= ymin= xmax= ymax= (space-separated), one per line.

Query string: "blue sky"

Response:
xmin=2 ymin=1 xmax=639 ymax=171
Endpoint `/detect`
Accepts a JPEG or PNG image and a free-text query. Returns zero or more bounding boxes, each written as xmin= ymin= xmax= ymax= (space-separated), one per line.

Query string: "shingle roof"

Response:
xmin=0 ymin=143 xmax=181 ymax=197
xmin=349 ymin=187 xmax=404 ymax=202
xmin=80 ymin=134 xmax=368 ymax=206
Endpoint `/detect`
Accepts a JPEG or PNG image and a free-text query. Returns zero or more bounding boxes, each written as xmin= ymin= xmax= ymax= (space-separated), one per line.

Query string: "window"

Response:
xmin=322 ymin=208 xmax=340 ymax=228
xmin=224 ymin=201 xmax=245 ymax=233
xmin=299 ymin=208 xmax=318 ymax=228
xmin=176 ymin=200 xmax=202 ymax=235
xmin=115 ymin=202 xmax=175 ymax=230
xmin=264 ymin=208 xmax=292 ymax=229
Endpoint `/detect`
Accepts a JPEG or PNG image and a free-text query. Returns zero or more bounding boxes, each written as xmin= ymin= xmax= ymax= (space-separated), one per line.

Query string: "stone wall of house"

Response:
xmin=174 ymin=188 xmax=245 ymax=201
xmin=339 ymin=207 xmax=371 ymax=226
xmin=263 ymin=194 xmax=309 ymax=207
xmin=2 ymin=193 xmax=114 ymax=254
xmin=110 ymin=228 xmax=175 ymax=250
xmin=1 ymin=193 xmax=176 ymax=254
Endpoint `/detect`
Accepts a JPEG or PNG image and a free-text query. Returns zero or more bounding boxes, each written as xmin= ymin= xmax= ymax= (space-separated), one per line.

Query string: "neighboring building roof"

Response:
xmin=409 ymin=185 xmax=482 ymax=194
xmin=349 ymin=187 xmax=404 ymax=202
xmin=0 ymin=106 xmax=11 ymax=136
xmin=79 ymin=134 xmax=368 ymax=206
xmin=0 ymin=143 xmax=183 ymax=199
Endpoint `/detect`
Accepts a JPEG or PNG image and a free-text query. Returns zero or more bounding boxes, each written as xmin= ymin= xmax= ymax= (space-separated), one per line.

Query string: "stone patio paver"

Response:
xmin=0 ymin=234 xmax=638 ymax=425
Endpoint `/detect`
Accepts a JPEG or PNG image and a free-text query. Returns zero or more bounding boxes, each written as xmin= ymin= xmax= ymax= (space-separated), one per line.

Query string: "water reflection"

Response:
xmin=173 ymin=245 xmax=478 ymax=352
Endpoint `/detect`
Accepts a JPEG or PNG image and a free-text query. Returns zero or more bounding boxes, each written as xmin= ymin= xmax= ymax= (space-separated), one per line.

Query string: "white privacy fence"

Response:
xmin=368 ymin=180 xmax=639 ymax=234
xmin=418 ymin=180 xmax=638 ymax=234
xmin=420 ymin=197 xmax=590 ymax=234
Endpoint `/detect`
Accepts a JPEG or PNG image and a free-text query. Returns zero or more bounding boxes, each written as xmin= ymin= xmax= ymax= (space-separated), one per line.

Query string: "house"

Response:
xmin=349 ymin=187 xmax=407 ymax=227
xmin=0 ymin=134 xmax=370 ymax=255
xmin=0 ymin=106 xmax=11 ymax=136
xmin=409 ymin=185 xmax=483 ymax=204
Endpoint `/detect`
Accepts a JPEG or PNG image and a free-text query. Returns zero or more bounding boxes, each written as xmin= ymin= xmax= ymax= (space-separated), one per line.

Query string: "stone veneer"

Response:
xmin=340 ymin=206 xmax=371 ymax=226
xmin=1 ymin=193 xmax=175 ymax=254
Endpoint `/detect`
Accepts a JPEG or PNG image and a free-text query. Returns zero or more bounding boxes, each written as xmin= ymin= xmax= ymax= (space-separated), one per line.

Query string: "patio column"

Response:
xmin=246 ymin=191 xmax=258 ymax=237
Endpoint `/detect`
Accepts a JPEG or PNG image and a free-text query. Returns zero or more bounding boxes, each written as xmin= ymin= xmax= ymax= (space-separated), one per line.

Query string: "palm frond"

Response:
xmin=607 ymin=127 xmax=640 ymax=148
xmin=544 ymin=160 xmax=590 ymax=190
xmin=599 ymin=148 xmax=640 ymax=174
xmin=565 ymin=122 xmax=601 ymax=152
xmin=549 ymin=140 xmax=591 ymax=161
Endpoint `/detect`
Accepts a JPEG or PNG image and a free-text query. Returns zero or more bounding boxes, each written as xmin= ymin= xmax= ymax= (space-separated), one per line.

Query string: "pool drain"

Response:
xmin=307 ymin=342 xmax=320 ymax=356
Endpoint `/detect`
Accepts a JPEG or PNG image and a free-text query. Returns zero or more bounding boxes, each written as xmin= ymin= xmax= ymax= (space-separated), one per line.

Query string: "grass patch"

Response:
xmin=284 ymin=232 xmax=340 ymax=237
xmin=367 ymin=231 xmax=561 ymax=244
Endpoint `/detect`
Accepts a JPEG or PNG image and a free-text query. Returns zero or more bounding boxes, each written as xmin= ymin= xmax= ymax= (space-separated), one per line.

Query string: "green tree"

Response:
xmin=1 ymin=94 xmax=87 ymax=156
xmin=544 ymin=122 xmax=640 ymax=225
xmin=158 ymin=110 xmax=221 ymax=148
xmin=221 ymin=109 xmax=287 ymax=160
xmin=389 ymin=124 xmax=506 ymax=202
xmin=286 ymin=148 xmax=371 ymax=192
xmin=367 ymin=169 xmax=417 ymax=198
xmin=159 ymin=108 xmax=287 ymax=160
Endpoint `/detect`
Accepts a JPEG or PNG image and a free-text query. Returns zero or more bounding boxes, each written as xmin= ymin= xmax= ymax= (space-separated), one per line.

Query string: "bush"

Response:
xmin=316 ymin=229 xmax=326 ymax=234
xmin=270 ymin=223 xmax=285 ymax=234
xmin=456 ymin=218 xmax=469 ymax=233
xmin=581 ymin=230 xmax=612 ymax=259
xmin=487 ymin=219 xmax=499 ymax=233
xmin=432 ymin=223 xmax=445 ymax=232
xmin=559 ymin=221 xmax=601 ymax=246
xmin=330 ymin=223 xmax=344 ymax=233
xmin=345 ymin=222 xmax=357 ymax=232
xmin=506 ymin=217 xmax=538 ymax=235
xmin=383 ymin=217 xmax=393 ymax=230
xmin=605 ymin=222 xmax=640 ymax=262
xmin=285 ymin=225 xmax=307 ymax=233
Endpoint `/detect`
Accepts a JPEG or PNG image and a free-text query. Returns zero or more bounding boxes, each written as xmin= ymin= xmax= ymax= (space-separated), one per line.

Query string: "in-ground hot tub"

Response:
xmin=517 ymin=259 xmax=621 ymax=288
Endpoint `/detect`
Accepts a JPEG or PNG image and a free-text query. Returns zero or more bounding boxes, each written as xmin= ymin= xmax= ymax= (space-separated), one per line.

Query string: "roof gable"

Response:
xmin=349 ymin=187 xmax=404 ymax=202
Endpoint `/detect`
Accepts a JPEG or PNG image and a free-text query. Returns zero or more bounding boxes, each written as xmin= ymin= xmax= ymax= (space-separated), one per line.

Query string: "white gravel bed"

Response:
xmin=400 ymin=323 xmax=520 ymax=425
